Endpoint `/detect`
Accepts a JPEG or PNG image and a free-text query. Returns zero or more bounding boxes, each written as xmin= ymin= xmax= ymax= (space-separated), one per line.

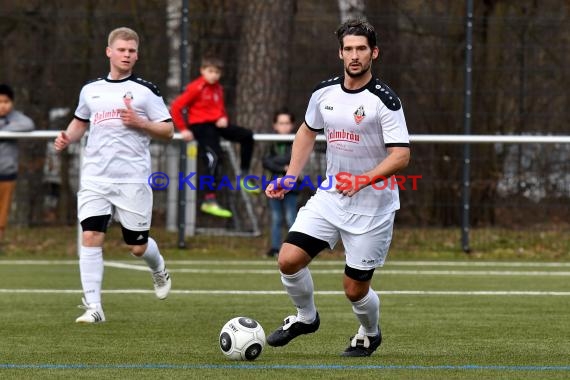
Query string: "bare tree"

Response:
xmin=338 ymin=0 xmax=365 ymax=21
xmin=166 ymin=0 xmax=184 ymax=102
xmin=235 ymin=0 xmax=296 ymax=133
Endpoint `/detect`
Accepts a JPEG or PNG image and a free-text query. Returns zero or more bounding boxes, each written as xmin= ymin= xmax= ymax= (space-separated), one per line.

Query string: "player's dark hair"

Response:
xmin=0 ymin=83 xmax=14 ymax=100
xmin=336 ymin=18 xmax=377 ymax=49
xmin=201 ymin=55 xmax=224 ymax=70
xmin=272 ymin=107 xmax=295 ymax=124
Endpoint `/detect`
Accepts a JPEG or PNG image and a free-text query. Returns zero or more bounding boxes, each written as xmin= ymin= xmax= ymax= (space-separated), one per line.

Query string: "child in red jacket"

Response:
xmin=171 ymin=56 xmax=258 ymax=218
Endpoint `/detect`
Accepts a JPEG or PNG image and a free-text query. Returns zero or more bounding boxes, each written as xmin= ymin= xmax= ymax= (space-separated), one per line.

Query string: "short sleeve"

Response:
xmin=304 ymin=92 xmax=324 ymax=131
xmin=145 ymin=92 xmax=172 ymax=122
xmin=380 ymin=106 xmax=409 ymax=147
xmin=74 ymin=87 xmax=91 ymax=121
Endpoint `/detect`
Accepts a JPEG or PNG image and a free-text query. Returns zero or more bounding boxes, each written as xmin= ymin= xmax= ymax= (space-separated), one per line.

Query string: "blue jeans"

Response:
xmin=268 ymin=192 xmax=298 ymax=250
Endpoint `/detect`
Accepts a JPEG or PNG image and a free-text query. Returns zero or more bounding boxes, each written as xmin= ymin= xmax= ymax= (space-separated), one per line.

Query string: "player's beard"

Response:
xmin=345 ymin=60 xmax=372 ymax=78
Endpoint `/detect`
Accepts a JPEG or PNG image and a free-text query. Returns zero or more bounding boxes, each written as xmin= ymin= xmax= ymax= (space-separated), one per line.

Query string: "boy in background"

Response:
xmin=171 ymin=56 xmax=258 ymax=219
xmin=262 ymin=108 xmax=298 ymax=257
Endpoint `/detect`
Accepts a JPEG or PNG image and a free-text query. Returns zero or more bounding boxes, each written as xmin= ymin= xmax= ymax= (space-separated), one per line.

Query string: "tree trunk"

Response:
xmin=235 ymin=0 xmax=296 ymax=133
xmin=337 ymin=0 xmax=365 ymax=22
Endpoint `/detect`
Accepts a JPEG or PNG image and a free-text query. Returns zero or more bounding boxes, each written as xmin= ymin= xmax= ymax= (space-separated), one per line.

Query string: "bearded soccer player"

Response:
xmin=54 ymin=27 xmax=174 ymax=323
xmin=265 ymin=18 xmax=410 ymax=356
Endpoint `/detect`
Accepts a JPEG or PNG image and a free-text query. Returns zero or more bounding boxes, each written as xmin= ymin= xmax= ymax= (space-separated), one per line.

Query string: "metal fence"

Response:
xmin=2 ymin=132 xmax=569 ymax=252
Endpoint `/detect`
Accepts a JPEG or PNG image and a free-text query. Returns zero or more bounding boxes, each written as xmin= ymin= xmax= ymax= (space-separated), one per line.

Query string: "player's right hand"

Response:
xmin=54 ymin=131 xmax=70 ymax=152
xmin=265 ymin=176 xmax=296 ymax=199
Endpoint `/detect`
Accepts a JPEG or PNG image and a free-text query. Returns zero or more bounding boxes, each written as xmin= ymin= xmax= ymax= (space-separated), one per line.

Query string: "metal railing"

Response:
xmin=2 ymin=131 xmax=569 ymax=253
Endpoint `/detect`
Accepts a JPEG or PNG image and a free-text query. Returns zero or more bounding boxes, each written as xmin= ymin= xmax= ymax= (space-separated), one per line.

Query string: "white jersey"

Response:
xmin=74 ymin=74 xmax=172 ymax=183
xmin=305 ymin=76 xmax=410 ymax=216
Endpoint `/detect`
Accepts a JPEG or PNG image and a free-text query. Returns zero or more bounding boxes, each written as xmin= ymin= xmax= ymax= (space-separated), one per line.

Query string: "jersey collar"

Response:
xmin=340 ymin=76 xmax=375 ymax=94
xmin=105 ymin=73 xmax=135 ymax=83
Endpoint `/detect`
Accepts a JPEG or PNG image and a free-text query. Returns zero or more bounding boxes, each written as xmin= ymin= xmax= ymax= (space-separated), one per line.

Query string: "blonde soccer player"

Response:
xmin=54 ymin=27 xmax=174 ymax=323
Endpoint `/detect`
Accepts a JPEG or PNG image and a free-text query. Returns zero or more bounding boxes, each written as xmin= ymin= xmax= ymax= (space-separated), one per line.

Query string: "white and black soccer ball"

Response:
xmin=219 ymin=317 xmax=266 ymax=361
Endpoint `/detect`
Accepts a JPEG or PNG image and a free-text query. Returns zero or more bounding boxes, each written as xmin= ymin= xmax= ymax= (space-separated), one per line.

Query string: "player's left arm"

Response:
xmin=362 ymin=146 xmax=410 ymax=181
xmin=119 ymin=95 xmax=174 ymax=140
xmin=370 ymin=100 xmax=411 ymax=179
xmin=338 ymin=100 xmax=411 ymax=196
xmin=358 ymin=103 xmax=411 ymax=193
xmin=131 ymin=117 xmax=174 ymax=140
xmin=338 ymin=146 xmax=410 ymax=197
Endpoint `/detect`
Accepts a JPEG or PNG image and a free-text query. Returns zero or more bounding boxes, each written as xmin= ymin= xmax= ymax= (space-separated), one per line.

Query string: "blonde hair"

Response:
xmin=108 ymin=27 xmax=139 ymax=47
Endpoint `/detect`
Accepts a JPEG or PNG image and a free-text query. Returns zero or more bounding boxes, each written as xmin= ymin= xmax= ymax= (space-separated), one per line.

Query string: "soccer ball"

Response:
xmin=219 ymin=317 xmax=266 ymax=361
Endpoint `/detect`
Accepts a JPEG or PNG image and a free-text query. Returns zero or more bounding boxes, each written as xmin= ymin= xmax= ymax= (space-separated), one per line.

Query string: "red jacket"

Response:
xmin=170 ymin=76 xmax=228 ymax=131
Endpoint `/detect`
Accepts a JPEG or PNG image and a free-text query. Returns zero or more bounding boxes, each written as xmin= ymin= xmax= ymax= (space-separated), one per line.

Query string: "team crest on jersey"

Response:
xmin=123 ymin=91 xmax=134 ymax=100
xmin=354 ymin=105 xmax=365 ymax=124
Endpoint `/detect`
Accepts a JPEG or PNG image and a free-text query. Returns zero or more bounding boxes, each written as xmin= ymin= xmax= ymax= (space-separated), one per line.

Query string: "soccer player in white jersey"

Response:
xmin=54 ymin=27 xmax=174 ymax=324
xmin=265 ymin=19 xmax=410 ymax=356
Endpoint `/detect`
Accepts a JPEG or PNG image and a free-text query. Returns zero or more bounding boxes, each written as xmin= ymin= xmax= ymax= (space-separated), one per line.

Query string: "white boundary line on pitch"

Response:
xmin=104 ymin=261 xmax=150 ymax=272
xmin=103 ymin=262 xmax=570 ymax=276
xmin=3 ymin=260 xmax=570 ymax=276
xmin=0 ymin=289 xmax=569 ymax=296
xmin=164 ymin=268 xmax=570 ymax=276
xmin=2 ymin=259 xmax=570 ymax=267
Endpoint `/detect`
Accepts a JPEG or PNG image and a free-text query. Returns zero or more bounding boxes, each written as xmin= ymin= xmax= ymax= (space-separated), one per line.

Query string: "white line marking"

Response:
xmin=0 ymin=289 xmax=569 ymax=296
xmin=163 ymin=268 xmax=570 ymax=276
xmin=387 ymin=261 xmax=570 ymax=268
xmin=2 ymin=259 xmax=570 ymax=268
xmin=165 ymin=260 xmax=570 ymax=267
xmin=99 ymin=262 xmax=570 ymax=276
xmin=104 ymin=261 xmax=149 ymax=271
xmin=3 ymin=260 xmax=570 ymax=276
xmin=380 ymin=270 xmax=570 ymax=276
xmin=0 ymin=260 xmax=78 ymax=265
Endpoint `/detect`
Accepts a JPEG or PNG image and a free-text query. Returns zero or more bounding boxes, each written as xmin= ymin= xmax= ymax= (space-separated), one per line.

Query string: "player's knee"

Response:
xmin=82 ymin=231 xmax=105 ymax=247
xmin=344 ymin=283 xmax=369 ymax=302
xmin=344 ymin=280 xmax=371 ymax=302
xmin=129 ymin=243 xmax=147 ymax=257
xmin=343 ymin=265 xmax=374 ymax=301
xmin=277 ymin=254 xmax=299 ymax=275
xmin=276 ymin=245 xmax=309 ymax=275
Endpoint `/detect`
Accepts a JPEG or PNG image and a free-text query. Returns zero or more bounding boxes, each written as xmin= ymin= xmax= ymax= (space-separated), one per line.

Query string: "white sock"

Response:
xmin=281 ymin=267 xmax=317 ymax=323
xmin=352 ymin=288 xmax=380 ymax=336
xmin=140 ymin=237 xmax=165 ymax=273
xmin=79 ymin=246 xmax=103 ymax=305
